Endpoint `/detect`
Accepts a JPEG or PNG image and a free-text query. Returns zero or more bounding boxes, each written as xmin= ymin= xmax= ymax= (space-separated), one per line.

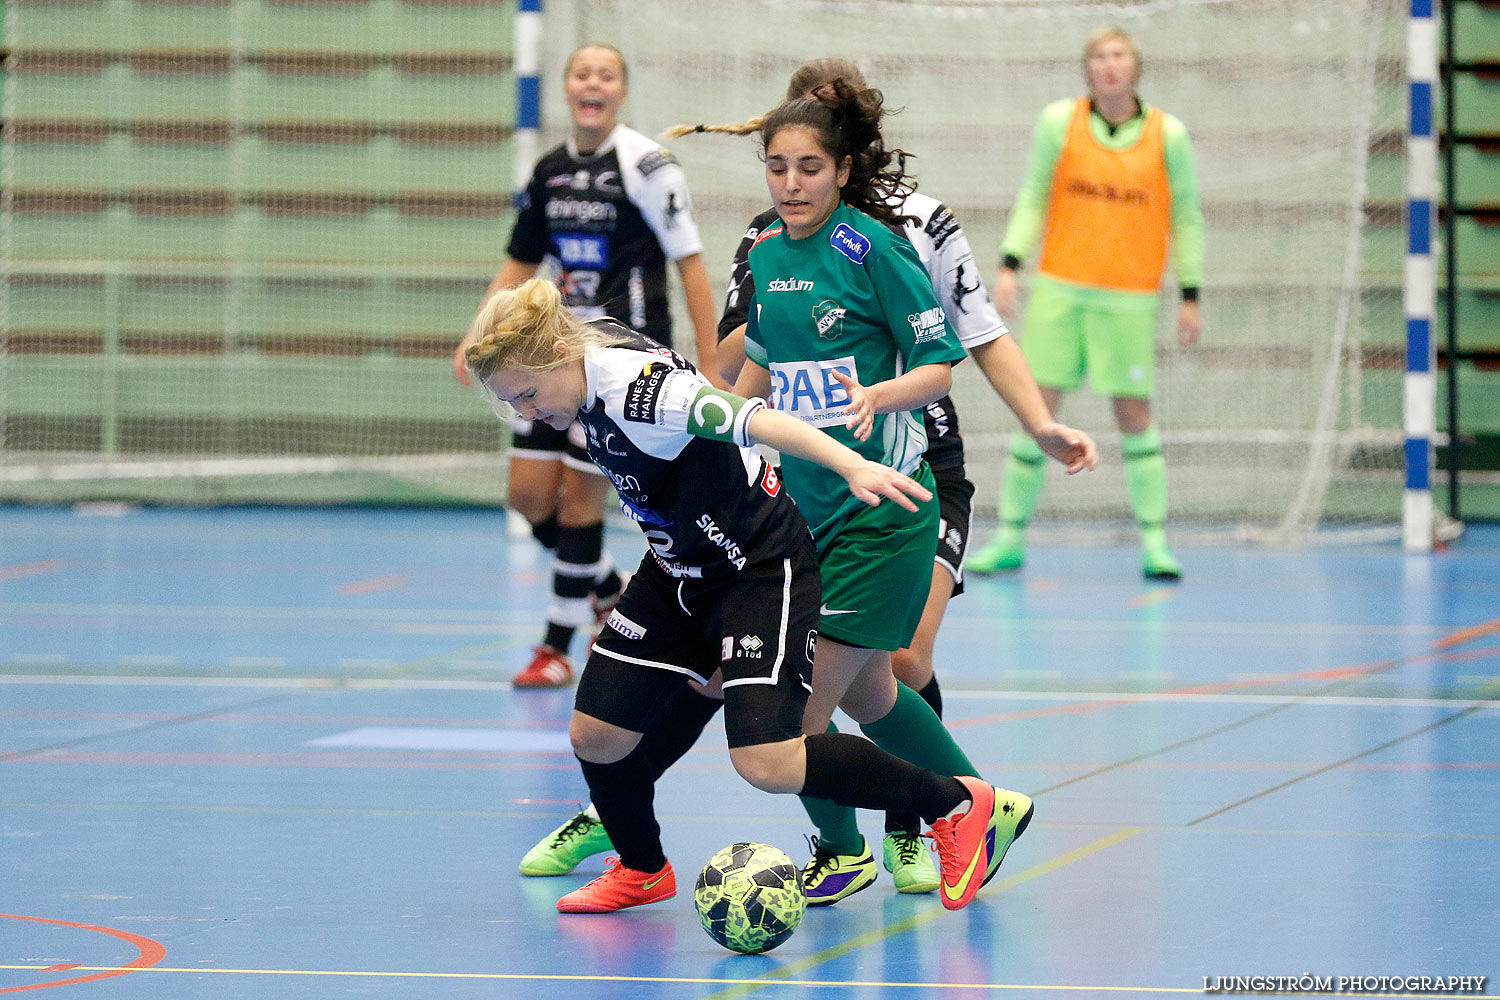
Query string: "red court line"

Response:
xmin=338 ymin=574 xmax=408 ymax=595
xmin=1433 ymin=617 xmax=1500 ymax=650
xmin=0 ymin=560 xmax=64 ymax=584
xmin=0 ymin=914 xmax=165 ymax=993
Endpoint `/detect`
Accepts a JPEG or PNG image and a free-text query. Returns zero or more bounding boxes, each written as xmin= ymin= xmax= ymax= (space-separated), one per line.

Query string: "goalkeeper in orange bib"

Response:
xmin=967 ymin=27 xmax=1204 ymax=580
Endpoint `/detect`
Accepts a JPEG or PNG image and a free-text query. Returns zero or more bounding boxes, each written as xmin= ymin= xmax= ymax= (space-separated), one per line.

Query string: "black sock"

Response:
xmin=593 ymin=566 xmax=623 ymax=603
xmin=530 ymin=514 xmax=560 ymax=552
xmin=543 ymin=622 xmax=576 ymax=653
xmin=884 ymin=676 xmax=945 ymax=835
xmin=577 ymin=750 xmax=666 ymax=874
xmin=639 ymin=686 xmax=723 ymax=781
xmin=917 ymin=675 xmax=943 ymax=718
xmin=801 ymin=732 xmax=965 ymax=825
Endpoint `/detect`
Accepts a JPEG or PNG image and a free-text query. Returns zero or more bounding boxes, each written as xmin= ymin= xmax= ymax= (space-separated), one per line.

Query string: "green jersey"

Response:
xmin=744 ymin=202 xmax=966 ymax=544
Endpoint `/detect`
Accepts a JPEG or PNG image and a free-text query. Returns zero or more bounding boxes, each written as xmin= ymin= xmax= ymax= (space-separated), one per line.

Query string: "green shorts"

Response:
xmin=814 ymin=462 xmax=939 ymax=652
xmin=1022 ymin=274 xmax=1160 ymax=398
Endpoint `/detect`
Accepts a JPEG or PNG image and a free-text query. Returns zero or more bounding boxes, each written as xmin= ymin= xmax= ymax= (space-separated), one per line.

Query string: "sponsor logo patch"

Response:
xmin=924 ymin=204 xmax=959 ymax=250
xmin=606 ymin=610 xmax=647 ymax=640
xmin=830 ymin=222 xmax=871 ymax=264
xmin=555 ymin=234 xmax=607 ymax=267
xmin=637 ymin=147 xmax=679 ymax=177
xmin=759 ymin=462 xmax=782 ymax=497
xmin=909 ymin=305 xmax=948 ymax=344
xmin=767 ymin=277 xmax=814 ymax=292
xmin=624 ymin=362 xmax=672 ymax=423
xmin=768 ymin=356 xmax=858 ymax=426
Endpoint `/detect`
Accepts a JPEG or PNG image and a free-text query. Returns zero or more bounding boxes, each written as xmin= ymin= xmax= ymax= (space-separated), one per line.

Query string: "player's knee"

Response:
xmin=838 ymin=674 xmax=899 ymax=725
xmin=569 ymin=714 xmax=638 ymax=764
xmin=729 ymin=742 xmax=800 ymax=794
xmin=890 ymin=648 xmax=933 ymax=690
xmin=507 ymin=484 xmax=557 ymax=525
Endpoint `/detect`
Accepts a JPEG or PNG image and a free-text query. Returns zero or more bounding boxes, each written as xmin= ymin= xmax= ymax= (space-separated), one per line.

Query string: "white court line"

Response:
xmin=0 ymin=601 xmax=540 ymax=625
xmin=3 ymin=602 xmax=1461 ymax=639
xmin=1 ymin=674 xmax=1495 ymax=707
xmin=307 ymin=726 xmax=572 ymax=752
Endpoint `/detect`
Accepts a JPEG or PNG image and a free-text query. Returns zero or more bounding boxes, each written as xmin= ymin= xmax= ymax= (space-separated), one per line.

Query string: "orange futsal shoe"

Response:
xmin=556 ymin=858 xmax=676 ymax=913
xmin=927 ymin=775 xmax=997 ymax=911
xmin=512 ymin=645 xmax=574 ymax=689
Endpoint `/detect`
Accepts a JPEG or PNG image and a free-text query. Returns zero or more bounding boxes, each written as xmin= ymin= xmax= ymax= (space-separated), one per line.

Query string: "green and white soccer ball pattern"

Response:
xmin=694 ymin=842 xmax=806 ymax=954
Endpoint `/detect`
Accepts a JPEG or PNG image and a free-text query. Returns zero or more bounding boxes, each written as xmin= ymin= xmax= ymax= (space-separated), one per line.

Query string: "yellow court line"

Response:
xmin=698 ymin=827 xmax=1146 ymax=1000
xmin=0 ymin=966 xmax=1478 ymax=998
xmin=0 ymin=831 xmax=1145 ymax=997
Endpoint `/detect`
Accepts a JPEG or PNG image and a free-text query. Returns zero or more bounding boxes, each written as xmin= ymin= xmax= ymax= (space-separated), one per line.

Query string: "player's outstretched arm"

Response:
xmin=744 ymin=407 xmax=931 ymax=512
xmin=968 ymin=337 xmax=1097 ymax=475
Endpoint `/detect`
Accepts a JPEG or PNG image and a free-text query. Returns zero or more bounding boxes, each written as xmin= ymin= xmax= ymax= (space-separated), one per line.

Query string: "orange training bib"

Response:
xmin=1038 ymin=97 xmax=1172 ymax=293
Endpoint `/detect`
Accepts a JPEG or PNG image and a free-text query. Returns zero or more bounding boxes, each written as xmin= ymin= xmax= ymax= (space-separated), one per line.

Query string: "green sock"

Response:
xmin=859 ymin=683 xmax=980 ymax=779
xmin=1122 ymin=427 xmax=1168 ymax=539
xmin=999 ymin=431 xmax=1047 ymax=531
xmin=798 ymin=722 xmax=864 ymax=856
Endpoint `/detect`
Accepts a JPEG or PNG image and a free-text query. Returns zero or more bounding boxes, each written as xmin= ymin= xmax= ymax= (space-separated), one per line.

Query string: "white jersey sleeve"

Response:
xmin=586 ymin=347 xmax=725 ymax=459
xmin=898 ymin=191 xmax=1008 ymax=351
xmin=614 ymin=125 xmax=705 ymax=262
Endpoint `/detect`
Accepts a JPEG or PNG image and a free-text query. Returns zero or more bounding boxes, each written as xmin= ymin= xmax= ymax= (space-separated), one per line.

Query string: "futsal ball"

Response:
xmin=694 ymin=842 xmax=806 ymax=954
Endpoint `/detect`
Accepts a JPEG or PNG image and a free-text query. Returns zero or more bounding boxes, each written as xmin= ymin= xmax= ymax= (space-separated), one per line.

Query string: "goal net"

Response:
xmin=556 ymin=0 xmax=1410 ymax=543
xmin=1 ymin=0 xmax=1408 ymax=541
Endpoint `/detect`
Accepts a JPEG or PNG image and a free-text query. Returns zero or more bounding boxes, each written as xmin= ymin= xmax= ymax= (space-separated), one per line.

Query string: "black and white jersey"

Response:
xmin=717 ymin=194 xmax=1006 ymax=351
xmin=579 ymin=322 xmax=810 ymax=579
xmin=509 ymin=125 xmax=703 ymax=346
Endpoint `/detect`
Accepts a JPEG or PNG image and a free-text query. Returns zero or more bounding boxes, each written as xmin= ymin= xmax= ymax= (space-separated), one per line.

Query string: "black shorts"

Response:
xmin=577 ymin=540 xmax=820 ymax=749
xmin=509 ymin=416 xmax=597 ymax=474
xmin=931 ymin=455 xmax=974 ymax=599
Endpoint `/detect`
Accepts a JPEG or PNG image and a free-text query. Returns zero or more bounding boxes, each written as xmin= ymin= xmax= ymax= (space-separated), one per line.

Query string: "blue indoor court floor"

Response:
xmin=1 ymin=505 xmax=1497 ymax=999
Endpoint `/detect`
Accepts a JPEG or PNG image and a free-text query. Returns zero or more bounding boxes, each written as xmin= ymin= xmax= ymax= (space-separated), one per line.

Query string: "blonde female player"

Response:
xmin=968 ymin=27 xmax=1204 ymax=580
xmin=452 ymin=43 xmax=721 ymax=688
xmin=467 ymin=277 xmax=1001 ymax=913
xmin=519 ymin=67 xmax=1065 ymax=907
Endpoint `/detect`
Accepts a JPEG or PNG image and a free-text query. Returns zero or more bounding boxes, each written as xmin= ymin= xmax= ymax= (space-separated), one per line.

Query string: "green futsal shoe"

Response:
xmin=966 ymin=527 xmax=1026 ymax=574
xmin=982 ymin=788 xmax=1035 ymax=887
xmin=882 ymin=830 xmax=939 ymax=894
xmin=519 ymin=810 xmax=614 ymax=877
xmin=1142 ymin=545 xmax=1183 ymax=581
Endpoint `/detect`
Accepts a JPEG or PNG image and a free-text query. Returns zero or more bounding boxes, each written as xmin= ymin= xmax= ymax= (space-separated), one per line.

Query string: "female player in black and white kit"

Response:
xmin=517 ymin=58 xmax=1095 ymax=903
xmin=453 ymin=43 xmax=721 ymax=689
xmin=466 ymin=276 xmax=1001 ymax=914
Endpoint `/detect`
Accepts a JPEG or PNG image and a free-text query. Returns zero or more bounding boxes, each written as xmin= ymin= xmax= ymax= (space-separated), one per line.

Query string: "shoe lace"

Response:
xmin=578 ymin=856 xmax=623 ymax=890
xmin=549 ymin=812 xmax=600 ymax=849
xmin=923 ymin=815 xmax=966 ymax=880
xmin=889 ymin=831 xmax=924 ymax=866
xmin=802 ymin=834 xmax=839 ymax=881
